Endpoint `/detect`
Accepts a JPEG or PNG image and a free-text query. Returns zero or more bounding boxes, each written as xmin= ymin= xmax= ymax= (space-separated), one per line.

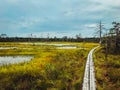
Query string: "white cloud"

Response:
xmin=63 ymin=10 xmax=75 ymax=16
xmin=92 ymin=0 xmax=120 ymax=7
xmin=85 ymin=5 xmax=106 ymax=12
xmin=22 ymin=19 xmax=43 ymax=27
xmin=11 ymin=17 xmax=47 ymax=29
xmin=84 ymin=24 xmax=97 ymax=28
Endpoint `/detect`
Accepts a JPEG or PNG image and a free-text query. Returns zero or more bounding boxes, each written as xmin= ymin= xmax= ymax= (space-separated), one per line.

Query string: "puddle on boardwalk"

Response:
xmin=0 ymin=56 xmax=33 ymax=66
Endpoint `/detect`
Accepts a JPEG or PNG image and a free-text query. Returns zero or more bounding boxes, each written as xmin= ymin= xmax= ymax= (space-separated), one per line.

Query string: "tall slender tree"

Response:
xmin=112 ymin=22 xmax=120 ymax=51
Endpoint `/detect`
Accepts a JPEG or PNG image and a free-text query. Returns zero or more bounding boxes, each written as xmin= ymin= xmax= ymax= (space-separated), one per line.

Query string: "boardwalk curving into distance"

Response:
xmin=82 ymin=47 xmax=99 ymax=90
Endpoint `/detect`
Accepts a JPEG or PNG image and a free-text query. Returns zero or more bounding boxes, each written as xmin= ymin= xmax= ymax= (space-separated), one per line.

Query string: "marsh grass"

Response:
xmin=94 ymin=47 xmax=120 ymax=90
xmin=0 ymin=42 xmax=98 ymax=90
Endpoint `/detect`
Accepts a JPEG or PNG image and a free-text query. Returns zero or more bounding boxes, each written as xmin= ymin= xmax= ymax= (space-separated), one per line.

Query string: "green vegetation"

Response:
xmin=94 ymin=22 xmax=120 ymax=90
xmin=94 ymin=47 xmax=120 ymax=90
xmin=0 ymin=42 xmax=98 ymax=90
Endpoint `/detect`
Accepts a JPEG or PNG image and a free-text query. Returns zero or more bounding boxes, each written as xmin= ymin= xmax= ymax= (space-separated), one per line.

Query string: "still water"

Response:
xmin=0 ymin=56 xmax=33 ymax=66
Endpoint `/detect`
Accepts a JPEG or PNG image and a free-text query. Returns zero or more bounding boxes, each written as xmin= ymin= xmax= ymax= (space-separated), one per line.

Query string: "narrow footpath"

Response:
xmin=82 ymin=47 xmax=99 ymax=90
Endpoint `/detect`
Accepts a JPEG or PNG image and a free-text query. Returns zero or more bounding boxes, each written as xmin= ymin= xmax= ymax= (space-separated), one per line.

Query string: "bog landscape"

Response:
xmin=0 ymin=0 xmax=120 ymax=90
xmin=0 ymin=34 xmax=119 ymax=90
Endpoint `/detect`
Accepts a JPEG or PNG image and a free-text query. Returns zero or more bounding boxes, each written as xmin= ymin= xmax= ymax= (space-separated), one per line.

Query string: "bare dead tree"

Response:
xmin=97 ymin=21 xmax=104 ymax=45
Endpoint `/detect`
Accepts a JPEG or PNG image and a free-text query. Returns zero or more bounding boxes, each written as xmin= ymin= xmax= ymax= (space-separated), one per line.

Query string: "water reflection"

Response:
xmin=0 ymin=56 xmax=33 ymax=66
xmin=57 ymin=46 xmax=77 ymax=49
xmin=0 ymin=47 xmax=17 ymax=50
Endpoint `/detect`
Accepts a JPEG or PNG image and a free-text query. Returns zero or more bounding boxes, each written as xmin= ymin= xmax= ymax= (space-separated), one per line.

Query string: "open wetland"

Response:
xmin=0 ymin=42 xmax=98 ymax=90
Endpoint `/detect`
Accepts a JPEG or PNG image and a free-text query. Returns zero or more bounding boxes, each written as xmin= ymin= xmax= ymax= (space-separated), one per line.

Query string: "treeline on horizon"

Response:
xmin=0 ymin=37 xmax=99 ymax=42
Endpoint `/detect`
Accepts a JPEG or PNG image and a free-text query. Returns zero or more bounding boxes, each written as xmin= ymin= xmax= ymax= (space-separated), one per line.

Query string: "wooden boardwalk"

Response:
xmin=82 ymin=47 xmax=98 ymax=90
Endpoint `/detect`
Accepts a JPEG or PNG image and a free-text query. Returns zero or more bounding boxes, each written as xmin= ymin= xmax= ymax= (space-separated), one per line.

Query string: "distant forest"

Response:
xmin=0 ymin=36 xmax=99 ymax=43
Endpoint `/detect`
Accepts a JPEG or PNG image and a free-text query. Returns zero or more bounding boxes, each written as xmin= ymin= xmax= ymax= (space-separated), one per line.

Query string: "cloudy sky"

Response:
xmin=0 ymin=0 xmax=120 ymax=38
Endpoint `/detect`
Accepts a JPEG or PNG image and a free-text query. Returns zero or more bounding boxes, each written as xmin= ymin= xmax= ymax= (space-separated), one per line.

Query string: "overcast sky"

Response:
xmin=0 ymin=0 xmax=120 ymax=38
